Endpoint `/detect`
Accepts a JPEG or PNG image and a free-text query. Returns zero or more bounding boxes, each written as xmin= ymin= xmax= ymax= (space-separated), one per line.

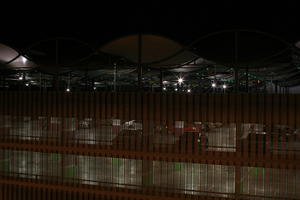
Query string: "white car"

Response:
xmin=122 ymin=120 xmax=143 ymax=130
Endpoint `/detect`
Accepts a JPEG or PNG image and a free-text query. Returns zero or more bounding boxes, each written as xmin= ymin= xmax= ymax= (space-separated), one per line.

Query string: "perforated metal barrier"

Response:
xmin=0 ymin=92 xmax=299 ymax=200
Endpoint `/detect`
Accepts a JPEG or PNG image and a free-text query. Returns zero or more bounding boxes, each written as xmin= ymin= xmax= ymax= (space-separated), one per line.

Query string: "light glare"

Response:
xmin=22 ymin=57 xmax=27 ymax=64
xmin=178 ymin=78 xmax=183 ymax=84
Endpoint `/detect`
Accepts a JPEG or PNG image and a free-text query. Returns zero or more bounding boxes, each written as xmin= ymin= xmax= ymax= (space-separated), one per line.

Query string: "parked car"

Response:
xmin=122 ymin=120 xmax=142 ymax=131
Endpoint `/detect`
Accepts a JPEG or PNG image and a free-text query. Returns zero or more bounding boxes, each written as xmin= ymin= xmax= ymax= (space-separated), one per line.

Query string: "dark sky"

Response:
xmin=1 ymin=1 xmax=299 ymax=49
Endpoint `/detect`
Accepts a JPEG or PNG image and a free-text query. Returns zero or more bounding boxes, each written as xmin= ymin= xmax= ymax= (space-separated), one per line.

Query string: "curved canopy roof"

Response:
xmin=101 ymin=34 xmax=198 ymax=67
xmin=0 ymin=43 xmax=19 ymax=63
xmin=0 ymin=43 xmax=36 ymax=70
xmin=191 ymin=30 xmax=289 ymax=65
xmin=1 ymin=30 xmax=300 ymax=91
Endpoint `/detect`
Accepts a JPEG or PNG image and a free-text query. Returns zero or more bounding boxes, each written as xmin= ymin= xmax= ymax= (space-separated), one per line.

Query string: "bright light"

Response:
xmin=93 ymin=87 xmax=96 ymax=90
xmin=187 ymin=89 xmax=191 ymax=93
xmin=178 ymin=77 xmax=184 ymax=84
xmin=174 ymin=88 xmax=178 ymax=91
xmin=212 ymin=82 xmax=216 ymax=87
xmin=18 ymin=76 xmax=23 ymax=80
xmin=22 ymin=57 xmax=27 ymax=64
xmin=163 ymin=81 xmax=168 ymax=84
xmin=25 ymin=83 xmax=29 ymax=87
xmin=163 ymin=87 xmax=166 ymax=90
xmin=66 ymin=88 xmax=70 ymax=92
xmin=223 ymin=84 xmax=227 ymax=89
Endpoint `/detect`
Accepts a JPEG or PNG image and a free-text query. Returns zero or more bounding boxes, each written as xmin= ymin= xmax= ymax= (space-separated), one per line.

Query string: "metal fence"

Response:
xmin=0 ymin=92 xmax=300 ymax=200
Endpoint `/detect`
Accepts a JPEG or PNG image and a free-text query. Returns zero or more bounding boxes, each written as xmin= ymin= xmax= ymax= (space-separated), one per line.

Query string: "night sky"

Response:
xmin=1 ymin=1 xmax=299 ymax=49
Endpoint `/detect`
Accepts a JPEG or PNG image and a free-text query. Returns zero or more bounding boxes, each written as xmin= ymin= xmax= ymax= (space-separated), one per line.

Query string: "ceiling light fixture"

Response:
xmin=178 ymin=77 xmax=183 ymax=84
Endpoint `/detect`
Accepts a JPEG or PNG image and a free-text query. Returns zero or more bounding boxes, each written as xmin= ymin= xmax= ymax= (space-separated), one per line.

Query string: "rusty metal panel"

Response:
xmin=229 ymin=94 xmax=236 ymax=123
xmin=100 ymin=92 xmax=106 ymax=120
xmin=296 ymin=95 xmax=300 ymax=127
xmin=0 ymin=93 xmax=6 ymax=142
xmin=236 ymin=94 xmax=242 ymax=157
xmin=193 ymin=94 xmax=200 ymax=122
xmin=181 ymin=94 xmax=187 ymax=121
xmin=214 ymin=94 xmax=222 ymax=122
xmin=111 ymin=92 xmax=117 ymax=120
xmin=142 ymin=93 xmax=149 ymax=152
xmin=186 ymin=93 xmax=194 ymax=123
xmin=208 ymin=93 xmax=214 ymax=123
xmin=222 ymin=94 xmax=229 ymax=125
xmin=0 ymin=93 xmax=3 ymax=116
xmin=114 ymin=93 xmax=124 ymax=119
xmin=85 ymin=91 xmax=91 ymax=119
xmin=236 ymin=93 xmax=242 ymax=125
xmin=156 ymin=92 xmax=163 ymax=123
xmin=123 ymin=92 xmax=129 ymax=121
xmin=25 ymin=91 xmax=31 ymax=119
xmin=288 ymin=95 xmax=296 ymax=128
xmin=166 ymin=93 xmax=174 ymax=127
xmin=31 ymin=92 xmax=37 ymax=118
xmin=265 ymin=94 xmax=273 ymax=128
xmin=94 ymin=92 xmax=100 ymax=119
xmin=58 ymin=91 xmax=63 ymax=119
xmin=200 ymin=94 xmax=208 ymax=122
xmin=1 ymin=184 xmax=5 ymax=200
xmin=53 ymin=92 xmax=58 ymax=118
xmin=249 ymin=94 xmax=256 ymax=124
xmin=136 ymin=93 xmax=142 ymax=121
xmin=281 ymin=94 xmax=288 ymax=126
xmin=257 ymin=93 xmax=265 ymax=124
xmin=135 ymin=93 xmax=142 ymax=152
xmin=243 ymin=94 xmax=249 ymax=124
xmin=160 ymin=92 xmax=167 ymax=152
xmin=173 ymin=93 xmax=180 ymax=122
xmin=129 ymin=92 xmax=136 ymax=120
xmin=67 ymin=92 xmax=73 ymax=118
xmin=173 ymin=94 xmax=181 ymax=154
xmin=2 ymin=92 xmax=8 ymax=116
xmin=273 ymin=94 xmax=280 ymax=125
xmin=106 ymin=92 xmax=112 ymax=120
xmin=166 ymin=94 xmax=174 ymax=154
xmin=148 ymin=93 xmax=155 ymax=152
xmin=78 ymin=92 xmax=84 ymax=120
xmin=0 ymin=92 xmax=300 ymax=200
